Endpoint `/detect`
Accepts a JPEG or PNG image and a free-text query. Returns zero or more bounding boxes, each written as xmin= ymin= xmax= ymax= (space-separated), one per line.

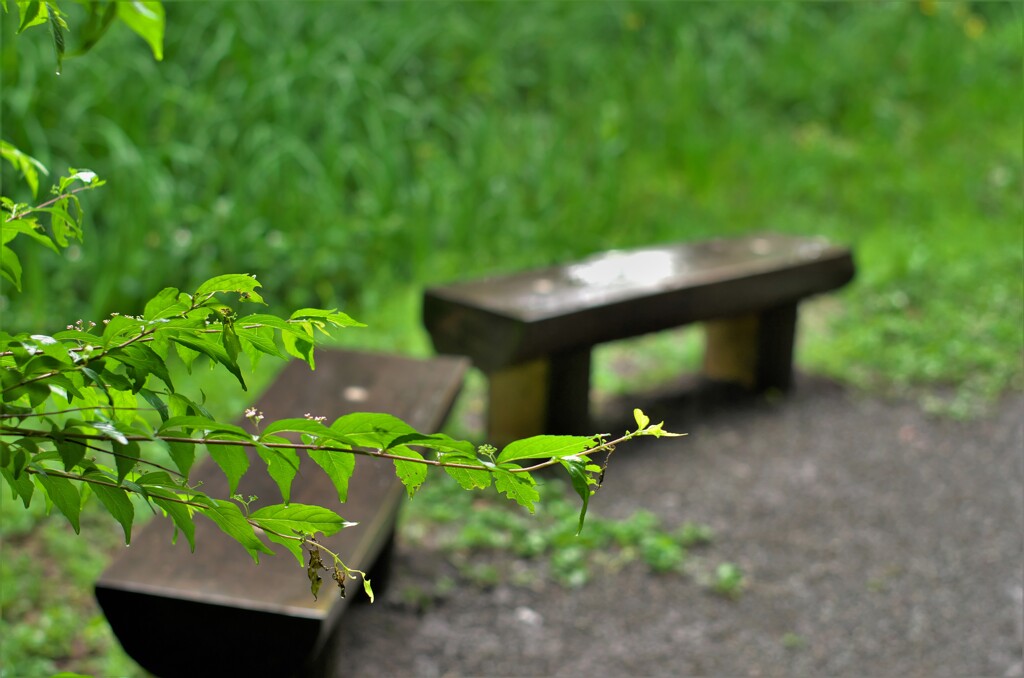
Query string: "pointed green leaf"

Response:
xmin=1 ymin=245 xmax=23 ymax=291
xmin=262 ymin=418 xmax=337 ymax=441
xmin=194 ymin=273 xmax=263 ymax=303
xmin=166 ymin=441 xmax=195 ymax=477
xmin=493 ymin=468 xmax=539 ymax=513
xmin=255 ymin=445 xmax=300 ymax=503
xmin=116 ymin=0 xmax=165 ymax=60
xmin=262 ymin=529 xmax=305 ymax=567
xmin=362 ymin=577 xmax=374 ymax=603
xmin=35 ymin=473 xmax=81 ymax=532
xmin=101 ymin=315 xmax=142 ymax=347
xmin=307 ymin=448 xmax=355 ymax=503
xmin=168 ymin=336 xmax=246 ymax=390
xmin=55 ymin=436 xmax=85 ymax=471
xmin=158 ymin=415 xmax=251 ymax=439
xmin=496 ymin=435 xmax=592 ymax=464
xmin=330 ymin=412 xmax=421 ymax=449
xmin=281 ymin=330 xmax=315 ymax=369
xmin=560 ymin=459 xmax=593 ymax=535
xmin=207 ymin=444 xmax=249 ymax=496
xmin=393 ymin=448 xmax=426 ymax=498
xmin=89 ymin=479 xmax=135 ymax=544
xmin=443 ymin=464 xmax=492 ymax=491
xmin=112 ymin=440 xmax=141 ymax=483
xmin=248 ymin=503 xmax=347 ymax=538
xmin=633 ymin=408 xmax=650 ymax=430
xmin=1 ymin=467 xmax=34 ymax=508
xmin=143 ymin=287 xmax=186 ymax=321
xmin=151 ymin=494 xmax=196 ymax=551
xmin=196 ymin=498 xmax=273 ymax=564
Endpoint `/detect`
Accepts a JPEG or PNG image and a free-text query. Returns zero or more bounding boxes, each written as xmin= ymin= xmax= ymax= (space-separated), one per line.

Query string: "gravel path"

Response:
xmin=323 ymin=376 xmax=1023 ymax=677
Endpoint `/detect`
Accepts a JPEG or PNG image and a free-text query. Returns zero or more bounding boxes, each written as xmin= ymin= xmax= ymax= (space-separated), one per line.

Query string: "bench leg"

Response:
xmin=487 ymin=348 xmax=592 ymax=444
xmin=702 ymin=303 xmax=798 ymax=392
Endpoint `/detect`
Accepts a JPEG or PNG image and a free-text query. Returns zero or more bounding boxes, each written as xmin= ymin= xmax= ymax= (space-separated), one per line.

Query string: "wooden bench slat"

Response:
xmin=423 ymin=234 xmax=854 ymax=442
xmin=424 ymin=234 xmax=854 ymax=370
xmin=95 ymin=350 xmax=468 ymax=677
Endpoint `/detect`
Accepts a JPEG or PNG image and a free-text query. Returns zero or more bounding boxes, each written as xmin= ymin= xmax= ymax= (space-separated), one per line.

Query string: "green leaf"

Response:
xmin=139 ymin=388 xmax=169 ymax=422
xmin=47 ymin=0 xmax=66 ymax=74
xmin=91 ymin=420 xmax=129 ymax=445
xmin=262 ymin=530 xmax=305 ymax=567
xmin=281 ymin=330 xmax=314 ymax=369
xmin=262 ymin=418 xmax=338 ymax=441
xmin=55 ymin=436 xmax=85 ymax=471
xmin=1 ymin=467 xmax=34 ymax=508
xmin=101 ymin=314 xmax=142 ymax=347
xmin=330 ymin=412 xmax=421 ymax=449
xmin=255 ymin=445 xmax=300 ymax=503
xmin=249 ymin=503 xmax=347 ymax=538
xmin=72 ymin=0 xmax=118 ymax=56
xmin=307 ymin=448 xmax=355 ymax=503
xmin=633 ymin=408 xmax=650 ymax=430
xmin=443 ymin=462 xmax=492 ymax=491
xmin=89 ymin=478 xmax=135 ymax=544
xmin=197 ymin=498 xmax=274 ymax=564
xmin=17 ymin=0 xmax=48 ymax=33
xmin=207 ymin=444 xmax=249 ymax=496
xmin=34 ymin=472 xmax=81 ymax=532
xmin=561 ymin=459 xmax=593 ymax=535
xmin=112 ymin=440 xmax=141 ymax=483
xmin=236 ymin=325 xmax=284 ymax=363
xmin=1 ymin=140 xmax=48 ymax=198
xmin=493 ymin=467 xmax=539 ymax=513
xmin=166 ymin=441 xmax=195 ymax=477
xmin=151 ymin=494 xmax=196 ymax=551
xmin=143 ymin=287 xmax=187 ymax=320
xmin=110 ymin=343 xmax=174 ymax=392
xmin=1 ymin=245 xmax=23 ymax=292
xmin=393 ymin=448 xmax=426 ymax=498
xmin=169 ymin=335 xmax=246 ymax=390
xmin=194 ymin=273 xmax=263 ymax=303
xmin=289 ymin=308 xmax=365 ymax=329
xmin=496 ymin=435 xmax=592 ymax=465
xmin=362 ymin=576 xmax=374 ymax=603
xmin=159 ymin=415 xmax=251 ymax=439
xmin=116 ymin=0 xmax=165 ymax=61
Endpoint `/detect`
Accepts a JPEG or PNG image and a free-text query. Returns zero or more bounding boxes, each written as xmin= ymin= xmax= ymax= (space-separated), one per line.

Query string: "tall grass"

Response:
xmin=2 ymin=1 xmax=1021 ymax=410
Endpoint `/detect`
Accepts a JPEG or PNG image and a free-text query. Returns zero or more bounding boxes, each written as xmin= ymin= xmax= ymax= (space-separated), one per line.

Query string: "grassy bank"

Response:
xmin=2 ymin=1 xmax=1020 ymax=409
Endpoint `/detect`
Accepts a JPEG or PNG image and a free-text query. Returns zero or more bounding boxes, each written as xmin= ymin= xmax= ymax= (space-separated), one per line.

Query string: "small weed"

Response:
xmin=781 ymin=632 xmax=806 ymax=650
xmin=711 ymin=562 xmax=746 ymax=599
xmin=402 ymin=471 xmax=719 ymax=589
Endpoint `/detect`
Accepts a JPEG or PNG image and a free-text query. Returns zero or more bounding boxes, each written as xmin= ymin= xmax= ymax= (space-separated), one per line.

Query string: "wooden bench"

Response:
xmin=95 ymin=349 xmax=468 ymax=677
xmin=423 ymin=233 xmax=854 ymax=443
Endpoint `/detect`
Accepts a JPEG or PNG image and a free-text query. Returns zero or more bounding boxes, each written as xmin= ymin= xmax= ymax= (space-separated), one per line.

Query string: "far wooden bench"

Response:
xmin=95 ymin=350 xmax=468 ymax=678
xmin=423 ymin=233 xmax=854 ymax=442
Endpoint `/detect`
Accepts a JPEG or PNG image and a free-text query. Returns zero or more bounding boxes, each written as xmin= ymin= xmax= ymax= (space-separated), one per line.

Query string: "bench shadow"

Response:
xmin=592 ymin=370 xmax=848 ymax=438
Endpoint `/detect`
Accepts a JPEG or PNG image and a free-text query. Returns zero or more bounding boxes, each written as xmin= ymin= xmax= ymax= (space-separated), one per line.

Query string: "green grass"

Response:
xmin=2 ymin=1 xmax=1020 ymax=414
xmin=1 ymin=2 xmax=1022 ymax=674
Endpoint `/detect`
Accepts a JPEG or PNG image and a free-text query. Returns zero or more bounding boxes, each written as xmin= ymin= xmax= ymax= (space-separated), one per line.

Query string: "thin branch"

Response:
xmin=2 ymin=425 xmax=635 ymax=474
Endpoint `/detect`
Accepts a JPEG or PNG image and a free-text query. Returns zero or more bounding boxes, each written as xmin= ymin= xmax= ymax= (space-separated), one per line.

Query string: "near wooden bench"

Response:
xmin=423 ymin=233 xmax=854 ymax=442
xmin=95 ymin=349 xmax=468 ymax=677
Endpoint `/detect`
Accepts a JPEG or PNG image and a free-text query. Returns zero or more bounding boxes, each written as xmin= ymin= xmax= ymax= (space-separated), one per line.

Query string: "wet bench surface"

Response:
xmin=95 ymin=350 xmax=468 ymax=677
xmin=423 ymin=233 xmax=854 ymax=442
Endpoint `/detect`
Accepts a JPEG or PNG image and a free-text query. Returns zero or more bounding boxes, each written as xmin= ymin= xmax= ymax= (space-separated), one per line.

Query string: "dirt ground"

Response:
xmin=321 ymin=375 xmax=1023 ymax=677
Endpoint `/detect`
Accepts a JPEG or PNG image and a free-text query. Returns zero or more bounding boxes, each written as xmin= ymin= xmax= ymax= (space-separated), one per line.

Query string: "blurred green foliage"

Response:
xmin=2 ymin=1 xmax=1020 ymax=401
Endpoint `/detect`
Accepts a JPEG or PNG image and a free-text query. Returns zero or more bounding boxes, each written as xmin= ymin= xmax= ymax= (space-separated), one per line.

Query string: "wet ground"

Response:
xmin=323 ymin=375 xmax=1023 ymax=677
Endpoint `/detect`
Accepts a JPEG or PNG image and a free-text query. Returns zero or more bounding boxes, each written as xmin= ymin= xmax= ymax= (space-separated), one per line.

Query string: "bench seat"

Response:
xmin=423 ymin=233 xmax=854 ymax=441
xmin=95 ymin=350 xmax=468 ymax=677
